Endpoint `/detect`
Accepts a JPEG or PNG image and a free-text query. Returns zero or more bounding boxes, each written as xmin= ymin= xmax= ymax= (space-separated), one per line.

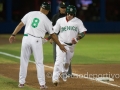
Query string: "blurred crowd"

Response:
xmin=0 ymin=0 xmax=120 ymax=22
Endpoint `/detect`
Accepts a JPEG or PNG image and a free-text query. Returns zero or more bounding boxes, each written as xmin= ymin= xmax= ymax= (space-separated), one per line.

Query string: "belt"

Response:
xmin=24 ymin=34 xmax=42 ymax=38
xmin=64 ymin=42 xmax=73 ymax=46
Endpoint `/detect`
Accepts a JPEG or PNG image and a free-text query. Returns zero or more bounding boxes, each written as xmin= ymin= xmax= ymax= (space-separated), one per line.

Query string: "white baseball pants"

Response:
xmin=52 ymin=44 xmax=74 ymax=82
xmin=19 ymin=35 xmax=45 ymax=86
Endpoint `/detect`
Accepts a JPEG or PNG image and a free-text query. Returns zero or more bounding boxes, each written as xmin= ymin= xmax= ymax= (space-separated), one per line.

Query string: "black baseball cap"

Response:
xmin=59 ymin=2 xmax=67 ymax=8
xmin=41 ymin=2 xmax=51 ymax=10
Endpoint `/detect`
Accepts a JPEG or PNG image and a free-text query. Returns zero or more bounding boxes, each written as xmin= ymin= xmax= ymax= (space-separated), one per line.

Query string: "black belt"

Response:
xmin=24 ymin=34 xmax=42 ymax=38
xmin=64 ymin=42 xmax=73 ymax=46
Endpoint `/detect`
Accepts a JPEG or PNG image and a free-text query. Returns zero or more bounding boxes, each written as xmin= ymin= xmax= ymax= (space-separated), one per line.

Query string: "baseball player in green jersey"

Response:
xmin=52 ymin=5 xmax=87 ymax=86
xmin=9 ymin=2 xmax=66 ymax=89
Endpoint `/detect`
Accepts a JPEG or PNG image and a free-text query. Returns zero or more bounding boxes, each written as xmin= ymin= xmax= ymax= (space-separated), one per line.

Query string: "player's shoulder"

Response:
xmin=32 ymin=11 xmax=40 ymax=13
xmin=27 ymin=11 xmax=40 ymax=15
xmin=55 ymin=17 xmax=64 ymax=23
xmin=74 ymin=17 xmax=83 ymax=23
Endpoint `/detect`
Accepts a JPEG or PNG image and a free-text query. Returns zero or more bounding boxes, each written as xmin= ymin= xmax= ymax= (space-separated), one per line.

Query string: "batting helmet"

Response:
xmin=41 ymin=2 xmax=51 ymax=10
xmin=66 ymin=5 xmax=77 ymax=16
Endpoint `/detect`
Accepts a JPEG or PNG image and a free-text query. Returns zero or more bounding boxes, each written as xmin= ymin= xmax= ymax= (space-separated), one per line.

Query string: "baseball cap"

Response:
xmin=41 ymin=2 xmax=51 ymax=10
xmin=59 ymin=2 xmax=67 ymax=8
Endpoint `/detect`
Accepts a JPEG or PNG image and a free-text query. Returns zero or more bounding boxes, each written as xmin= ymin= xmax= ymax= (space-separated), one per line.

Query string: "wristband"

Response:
xmin=12 ymin=34 xmax=16 ymax=36
xmin=74 ymin=38 xmax=78 ymax=43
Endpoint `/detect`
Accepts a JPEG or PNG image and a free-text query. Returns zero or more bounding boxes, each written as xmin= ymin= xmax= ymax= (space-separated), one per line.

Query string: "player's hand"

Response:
xmin=59 ymin=44 xmax=67 ymax=52
xmin=49 ymin=39 xmax=53 ymax=44
xmin=9 ymin=36 xmax=16 ymax=43
xmin=72 ymin=38 xmax=78 ymax=44
xmin=42 ymin=38 xmax=48 ymax=44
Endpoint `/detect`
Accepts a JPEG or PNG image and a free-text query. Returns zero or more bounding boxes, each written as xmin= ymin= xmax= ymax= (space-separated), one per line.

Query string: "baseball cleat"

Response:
xmin=62 ymin=72 xmax=67 ymax=82
xmin=18 ymin=84 xmax=24 ymax=88
xmin=53 ymin=80 xmax=59 ymax=86
xmin=40 ymin=85 xmax=48 ymax=90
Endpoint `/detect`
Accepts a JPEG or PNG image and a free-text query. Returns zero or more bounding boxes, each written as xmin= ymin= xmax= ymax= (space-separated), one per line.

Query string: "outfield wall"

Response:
xmin=84 ymin=22 xmax=120 ymax=33
xmin=0 ymin=0 xmax=120 ymax=34
xmin=0 ymin=22 xmax=120 ymax=34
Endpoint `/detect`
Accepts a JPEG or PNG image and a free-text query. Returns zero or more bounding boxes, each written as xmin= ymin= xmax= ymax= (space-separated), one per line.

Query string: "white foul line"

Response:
xmin=0 ymin=51 xmax=120 ymax=88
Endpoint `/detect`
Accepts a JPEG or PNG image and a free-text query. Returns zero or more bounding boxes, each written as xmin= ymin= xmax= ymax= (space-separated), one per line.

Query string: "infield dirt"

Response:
xmin=0 ymin=63 xmax=120 ymax=90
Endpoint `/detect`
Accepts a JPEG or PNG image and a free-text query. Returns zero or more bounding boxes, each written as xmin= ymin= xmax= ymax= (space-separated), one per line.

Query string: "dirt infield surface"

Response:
xmin=0 ymin=63 xmax=120 ymax=90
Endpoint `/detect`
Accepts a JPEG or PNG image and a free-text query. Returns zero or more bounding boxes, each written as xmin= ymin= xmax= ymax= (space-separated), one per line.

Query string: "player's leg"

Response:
xmin=54 ymin=42 xmax=72 ymax=76
xmin=32 ymin=37 xmax=45 ymax=86
xmin=65 ymin=46 xmax=74 ymax=72
xmin=64 ymin=51 xmax=74 ymax=72
xmin=19 ymin=36 xmax=32 ymax=85
xmin=67 ymin=63 xmax=72 ymax=76
xmin=53 ymin=42 xmax=56 ymax=63
xmin=52 ymin=45 xmax=66 ymax=83
xmin=62 ymin=46 xmax=74 ymax=78
xmin=61 ymin=50 xmax=74 ymax=81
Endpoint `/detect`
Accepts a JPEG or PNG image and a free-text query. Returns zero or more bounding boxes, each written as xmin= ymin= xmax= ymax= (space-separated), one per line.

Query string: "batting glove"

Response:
xmin=42 ymin=38 xmax=48 ymax=44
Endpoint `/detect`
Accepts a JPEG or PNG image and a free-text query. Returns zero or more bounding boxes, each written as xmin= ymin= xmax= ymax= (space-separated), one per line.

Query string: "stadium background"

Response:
xmin=0 ymin=0 xmax=120 ymax=34
xmin=0 ymin=0 xmax=120 ymax=90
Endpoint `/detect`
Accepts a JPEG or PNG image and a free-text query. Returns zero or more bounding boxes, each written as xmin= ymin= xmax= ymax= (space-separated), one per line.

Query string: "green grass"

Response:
xmin=0 ymin=56 xmax=19 ymax=64
xmin=0 ymin=34 xmax=120 ymax=64
xmin=71 ymin=34 xmax=120 ymax=64
xmin=0 ymin=75 xmax=37 ymax=90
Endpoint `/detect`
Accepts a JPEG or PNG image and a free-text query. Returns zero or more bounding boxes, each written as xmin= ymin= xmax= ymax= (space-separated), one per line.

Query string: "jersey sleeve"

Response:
xmin=53 ymin=19 xmax=61 ymax=34
xmin=21 ymin=12 xmax=29 ymax=25
xmin=78 ymin=20 xmax=87 ymax=33
xmin=44 ymin=18 xmax=54 ymax=34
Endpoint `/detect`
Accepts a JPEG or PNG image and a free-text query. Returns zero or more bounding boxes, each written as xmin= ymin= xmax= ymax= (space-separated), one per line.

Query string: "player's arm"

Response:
xmin=11 ymin=22 xmax=24 ymax=36
xmin=77 ymin=20 xmax=87 ymax=40
xmin=46 ymin=19 xmax=60 ymax=42
xmin=46 ymin=14 xmax=57 ymax=41
xmin=45 ymin=15 xmax=55 ymax=41
xmin=72 ymin=20 xmax=87 ymax=44
xmin=9 ymin=22 xmax=24 ymax=43
xmin=46 ymin=32 xmax=59 ymax=44
xmin=50 ymin=33 xmax=66 ymax=52
xmin=72 ymin=31 xmax=86 ymax=44
xmin=77 ymin=31 xmax=86 ymax=40
xmin=46 ymin=32 xmax=59 ymax=40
